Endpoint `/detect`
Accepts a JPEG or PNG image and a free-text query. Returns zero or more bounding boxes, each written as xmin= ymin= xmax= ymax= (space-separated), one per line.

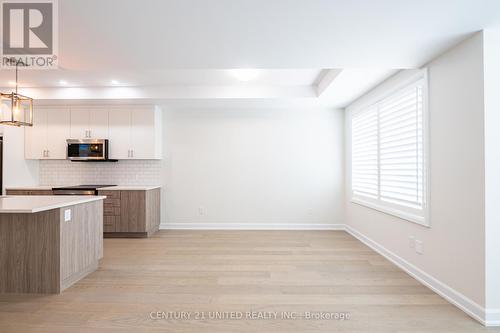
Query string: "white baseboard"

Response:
xmin=160 ymin=223 xmax=344 ymax=230
xmin=344 ymin=225 xmax=493 ymax=326
xmin=157 ymin=221 xmax=499 ymax=326
xmin=485 ymin=309 xmax=500 ymax=326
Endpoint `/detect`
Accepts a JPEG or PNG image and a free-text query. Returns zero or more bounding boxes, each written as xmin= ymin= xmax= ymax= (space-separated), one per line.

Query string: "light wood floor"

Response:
xmin=0 ymin=230 xmax=498 ymax=332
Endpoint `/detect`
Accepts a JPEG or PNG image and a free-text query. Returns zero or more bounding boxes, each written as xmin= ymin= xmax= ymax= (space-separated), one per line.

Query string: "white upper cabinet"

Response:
xmin=109 ymin=106 xmax=162 ymax=160
xmin=46 ymin=108 xmax=71 ymax=159
xmin=25 ymin=107 xmax=48 ymax=159
xmin=130 ymin=107 xmax=157 ymax=159
xmin=25 ymin=106 xmax=70 ymax=159
xmin=26 ymin=105 xmax=161 ymax=160
xmin=70 ymin=107 xmax=109 ymax=139
xmin=89 ymin=109 xmax=109 ymax=139
xmin=69 ymin=108 xmax=88 ymax=138
xmin=108 ymin=108 xmax=131 ymax=160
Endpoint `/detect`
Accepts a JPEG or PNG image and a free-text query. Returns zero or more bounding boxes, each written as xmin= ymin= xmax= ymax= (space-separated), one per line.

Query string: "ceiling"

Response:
xmin=57 ymin=0 xmax=499 ymax=70
xmin=1 ymin=69 xmax=324 ymax=88
xmin=7 ymin=68 xmax=397 ymax=108
xmin=0 ymin=0 xmax=498 ymax=108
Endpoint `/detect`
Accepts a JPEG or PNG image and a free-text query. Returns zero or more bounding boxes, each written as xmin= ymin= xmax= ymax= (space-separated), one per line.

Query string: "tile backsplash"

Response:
xmin=39 ymin=160 xmax=162 ymax=185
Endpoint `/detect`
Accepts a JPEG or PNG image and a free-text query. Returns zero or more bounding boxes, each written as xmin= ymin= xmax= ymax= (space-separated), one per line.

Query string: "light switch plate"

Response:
xmin=409 ymin=236 xmax=415 ymax=248
xmin=415 ymin=240 xmax=424 ymax=254
xmin=64 ymin=209 xmax=71 ymax=222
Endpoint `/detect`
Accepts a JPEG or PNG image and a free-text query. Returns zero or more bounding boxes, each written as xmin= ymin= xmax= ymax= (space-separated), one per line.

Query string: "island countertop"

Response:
xmin=0 ymin=195 xmax=106 ymax=214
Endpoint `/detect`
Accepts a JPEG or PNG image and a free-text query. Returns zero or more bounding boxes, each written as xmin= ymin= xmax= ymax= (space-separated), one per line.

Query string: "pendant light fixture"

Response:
xmin=0 ymin=62 xmax=33 ymax=127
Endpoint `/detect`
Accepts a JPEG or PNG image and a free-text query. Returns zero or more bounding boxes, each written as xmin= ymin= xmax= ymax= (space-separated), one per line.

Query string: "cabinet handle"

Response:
xmin=46 ymin=150 xmax=49 ymax=158
xmin=131 ymin=149 xmax=134 ymax=158
xmin=88 ymin=129 xmax=91 ymax=138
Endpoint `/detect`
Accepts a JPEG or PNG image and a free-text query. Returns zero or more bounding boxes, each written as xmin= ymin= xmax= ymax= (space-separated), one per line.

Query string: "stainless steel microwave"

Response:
xmin=66 ymin=139 xmax=109 ymax=161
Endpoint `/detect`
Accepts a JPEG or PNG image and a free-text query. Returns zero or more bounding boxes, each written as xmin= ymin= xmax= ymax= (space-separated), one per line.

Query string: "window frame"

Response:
xmin=349 ymin=69 xmax=430 ymax=227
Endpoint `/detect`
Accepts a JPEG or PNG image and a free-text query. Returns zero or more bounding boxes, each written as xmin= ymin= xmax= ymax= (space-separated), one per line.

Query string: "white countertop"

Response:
xmin=0 ymin=195 xmax=106 ymax=214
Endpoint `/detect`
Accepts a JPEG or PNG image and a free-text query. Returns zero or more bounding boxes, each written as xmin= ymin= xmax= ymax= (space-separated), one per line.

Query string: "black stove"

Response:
xmin=52 ymin=185 xmax=116 ymax=195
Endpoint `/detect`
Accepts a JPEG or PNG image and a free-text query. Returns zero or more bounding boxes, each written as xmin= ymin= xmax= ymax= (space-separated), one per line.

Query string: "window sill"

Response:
xmin=351 ymin=197 xmax=430 ymax=228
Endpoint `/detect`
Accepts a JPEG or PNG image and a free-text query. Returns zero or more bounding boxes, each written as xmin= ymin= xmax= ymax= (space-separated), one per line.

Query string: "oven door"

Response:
xmin=66 ymin=139 xmax=108 ymax=160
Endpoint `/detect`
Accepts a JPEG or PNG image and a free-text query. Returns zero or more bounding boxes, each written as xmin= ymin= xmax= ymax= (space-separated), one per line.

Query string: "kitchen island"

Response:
xmin=0 ymin=195 xmax=105 ymax=294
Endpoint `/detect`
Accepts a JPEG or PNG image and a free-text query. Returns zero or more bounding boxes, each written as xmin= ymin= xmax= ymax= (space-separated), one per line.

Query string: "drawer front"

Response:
xmin=98 ymin=190 xmax=121 ymax=199
xmin=6 ymin=190 xmax=30 ymax=195
xmin=104 ymin=206 xmax=121 ymax=216
xmin=104 ymin=216 xmax=119 ymax=232
xmin=6 ymin=189 xmax=53 ymax=195
xmin=103 ymin=198 xmax=121 ymax=207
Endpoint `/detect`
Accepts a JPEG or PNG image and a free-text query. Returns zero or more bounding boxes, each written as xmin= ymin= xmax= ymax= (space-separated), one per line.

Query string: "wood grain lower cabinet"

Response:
xmin=0 ymin=200 xmax=103 ymax=294
xmin=98 ymin=188 xmax=160 ymax=238
xmin=6 ymin=189 xmax=54 ymax=195
xmin=6 ymin=188 xmax=160 ymax=238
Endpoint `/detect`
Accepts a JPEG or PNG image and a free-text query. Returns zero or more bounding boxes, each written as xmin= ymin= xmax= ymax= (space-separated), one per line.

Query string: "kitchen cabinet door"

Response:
xmin=108 ymin=108 xmax=131 ymax=159
xmin=25 ymin=107 xmax=47 ymax=159
xmin=69 ymin=108 xmax=89 ymax=139
xmin=89 ymin=109 xmax=109 ymax=139
xmin=46 ymin=107 xmax=71 ymax=159
xmin=120 ymin=190 xmax=146 ymax=232
xmin=130 ymin=107 xmax=156 ymax=159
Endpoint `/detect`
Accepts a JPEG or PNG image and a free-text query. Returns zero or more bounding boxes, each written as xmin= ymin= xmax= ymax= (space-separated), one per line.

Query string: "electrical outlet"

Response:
xmin=415 ymin=240 xmax=424 ymax=254
xmin=64 ymin=209 xmax=71 ymax=222
xmin=198 ymin=207 xmax=205 ymax=216
xmin=307 ymin=209 xmax=313 ymax=216
xmin=409 ymin=236 xmax=415 ymax=248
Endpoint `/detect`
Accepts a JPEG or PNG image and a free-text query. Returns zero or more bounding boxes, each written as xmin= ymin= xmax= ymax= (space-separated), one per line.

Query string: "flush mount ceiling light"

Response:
xmin=230 ymin=69 xmax=261 ymax=81
xmin=110 ymin=79 xmax=119 ymax=85
xmin=0 ymin=62 xmax=33 ymax=127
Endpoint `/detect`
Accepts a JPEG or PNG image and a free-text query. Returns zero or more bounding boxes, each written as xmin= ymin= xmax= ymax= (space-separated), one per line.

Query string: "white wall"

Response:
xmin=161 ymin=107 xmax=344 ymax=229
xmin=0 ymin=125 xmax=39 ymax=193
xmin=483 ymin=29 xmax=500 ymax=315
xmin=345 ymin=32 xmax=486 ymax=310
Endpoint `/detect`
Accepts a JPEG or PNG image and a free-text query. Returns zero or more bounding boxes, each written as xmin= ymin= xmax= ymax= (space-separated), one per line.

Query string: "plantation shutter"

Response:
xmin=351 ymin=106 xmax=379 ymax=199
xmin=379 ymin=82 xmax=424 ymax=209
xmin=351 ymin=78 xmax=426 ymax=216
